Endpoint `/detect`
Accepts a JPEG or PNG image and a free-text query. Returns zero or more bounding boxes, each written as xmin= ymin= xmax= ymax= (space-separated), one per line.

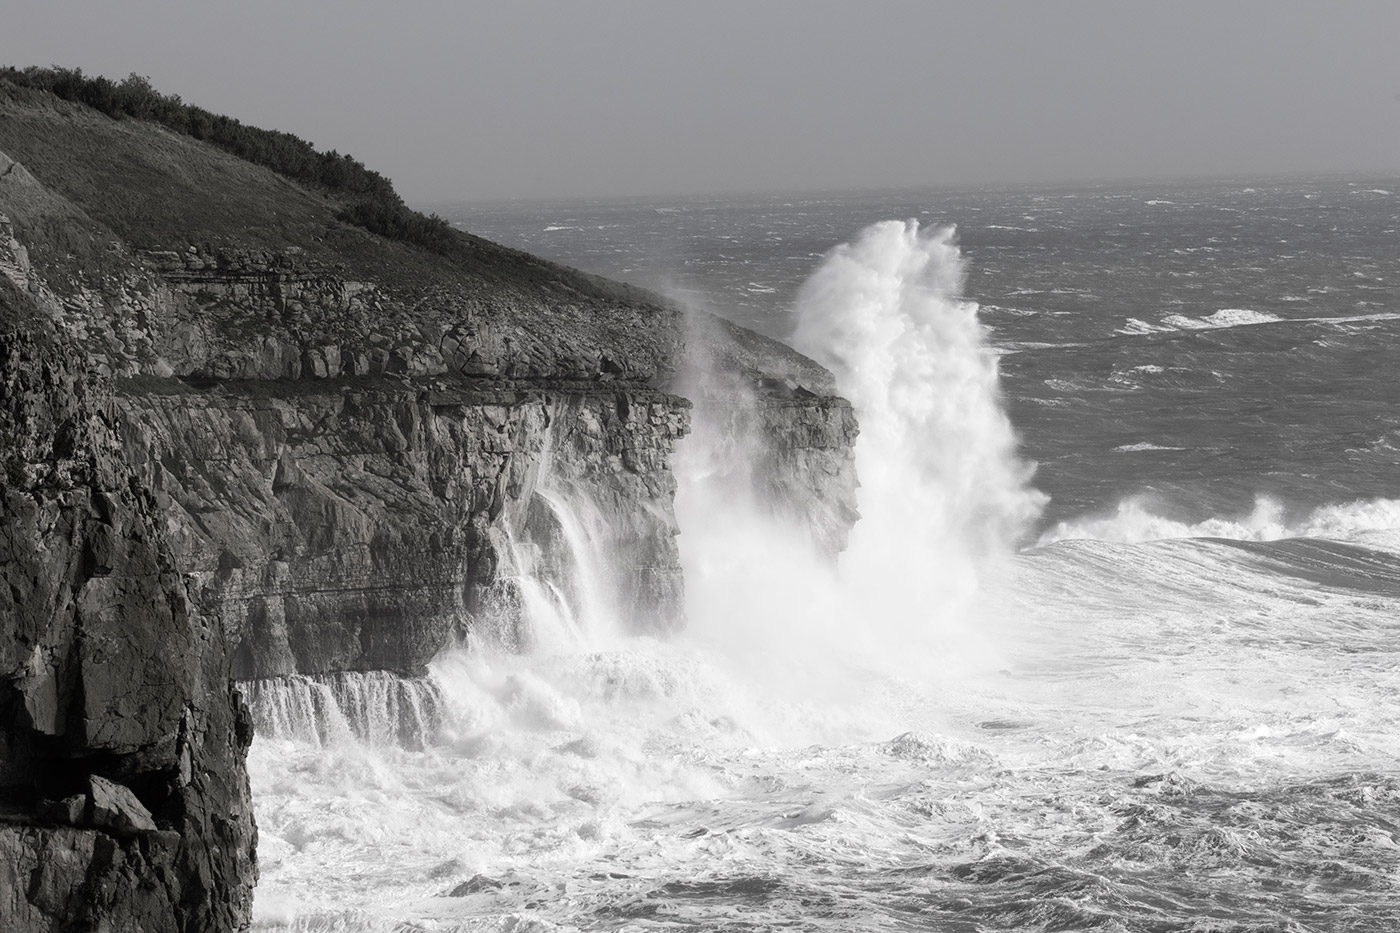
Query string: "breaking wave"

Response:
xmin=1118 ymin=308 xmax=1281 ymax=335
xmin=676 ymin=220 xmax=1046 ymax=693
xmin=1037 ymin=494 xmax=1400 ymax=546
xmin=792 ymin=221 xmax=1045 ymax=562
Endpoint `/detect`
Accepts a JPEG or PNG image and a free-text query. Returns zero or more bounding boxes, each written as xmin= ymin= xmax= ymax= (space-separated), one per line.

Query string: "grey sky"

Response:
xmin=4 ymin=1 xmax=1398 ymax=202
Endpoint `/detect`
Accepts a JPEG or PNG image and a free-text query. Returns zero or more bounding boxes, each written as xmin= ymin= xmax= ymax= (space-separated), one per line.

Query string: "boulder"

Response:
xmin=87 ymin=776 xmax=157 ymax=837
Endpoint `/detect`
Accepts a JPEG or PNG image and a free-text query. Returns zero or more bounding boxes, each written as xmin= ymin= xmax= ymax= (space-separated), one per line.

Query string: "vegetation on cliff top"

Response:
xmin=0 ymin=66 xmax=677 ymax=323
xmin=0 ymin=65 xmax=458 ymax=255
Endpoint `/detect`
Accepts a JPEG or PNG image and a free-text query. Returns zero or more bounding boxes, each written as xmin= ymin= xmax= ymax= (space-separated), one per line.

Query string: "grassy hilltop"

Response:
xmin=0 ymin=66 xmax=456 ymax=252
xmin=0 ymin=66 xmax=690 ymax=383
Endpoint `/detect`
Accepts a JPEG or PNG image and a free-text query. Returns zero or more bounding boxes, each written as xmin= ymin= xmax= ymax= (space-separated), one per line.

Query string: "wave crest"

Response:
xmin=1037 ymin=495 xmax=1400 ymax=546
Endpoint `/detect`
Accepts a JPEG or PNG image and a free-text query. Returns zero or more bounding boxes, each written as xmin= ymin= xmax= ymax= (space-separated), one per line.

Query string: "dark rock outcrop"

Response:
xmin=0 ymin=282 xmax=255 ymax=932
xmin=87 ymin=776 xmax=158 ymax=837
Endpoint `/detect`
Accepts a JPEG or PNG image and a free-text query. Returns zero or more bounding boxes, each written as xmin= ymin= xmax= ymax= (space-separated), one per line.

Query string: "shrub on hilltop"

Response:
xmin=0 ymin=65 xmax=458 ymax=255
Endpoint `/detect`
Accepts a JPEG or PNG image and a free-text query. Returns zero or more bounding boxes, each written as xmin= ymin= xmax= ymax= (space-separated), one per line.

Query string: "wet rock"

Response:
xmin=426 ymin=857 xmax=466 ymax=880
xmin=119 ymin=381 xmax=692 ymax=674
xmin=446 ymin=874 xmax=505 ymax=896
xmin=676 ymin=311 xmax=859 ymax=557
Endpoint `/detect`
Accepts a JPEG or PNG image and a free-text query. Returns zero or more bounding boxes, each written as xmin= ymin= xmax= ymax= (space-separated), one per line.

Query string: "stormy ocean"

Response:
xmin=248 ymin=178 xmax=1400 ymax=931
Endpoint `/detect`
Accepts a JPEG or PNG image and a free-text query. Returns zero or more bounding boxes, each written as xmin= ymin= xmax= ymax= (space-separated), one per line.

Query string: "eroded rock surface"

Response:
xmin=117 ymin=379 xmax=689 ymax=677
xmin=0 ymin=283 xmax=255 ymax=933
xmin=679 ymin=312 xmax=860 ymax=557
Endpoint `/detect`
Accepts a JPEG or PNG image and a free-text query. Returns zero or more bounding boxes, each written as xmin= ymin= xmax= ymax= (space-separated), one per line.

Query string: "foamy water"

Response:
xmin=249 ymin=191 xmax=1400 ymax=931
xmin=247 ymin=531 xmax=1400 ymax=930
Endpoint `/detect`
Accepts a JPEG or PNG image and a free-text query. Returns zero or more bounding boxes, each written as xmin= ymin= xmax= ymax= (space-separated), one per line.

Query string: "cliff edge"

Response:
xmin=0 ymin=72 xmax=857 ymax=930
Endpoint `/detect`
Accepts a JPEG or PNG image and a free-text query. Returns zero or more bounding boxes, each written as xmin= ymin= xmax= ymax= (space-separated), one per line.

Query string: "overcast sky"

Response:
xmin=4 ymin=1 xmax=1398 ymax=203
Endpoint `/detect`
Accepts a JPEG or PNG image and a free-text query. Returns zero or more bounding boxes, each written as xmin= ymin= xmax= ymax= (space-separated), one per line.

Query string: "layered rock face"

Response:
xmin=117 ymin=380 xmax=688 ymax=678
xmin=0 ymin=116 xmax=696 ymax=681
xmin=0 ymin=285 xmax=255 ymax=932
xmin=0 ymin=83 xmax=858 ymax=931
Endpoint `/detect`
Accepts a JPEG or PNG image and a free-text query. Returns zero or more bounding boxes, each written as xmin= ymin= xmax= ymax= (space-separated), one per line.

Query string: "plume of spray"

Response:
xmin=791 ymin=220 xmax=1045 ymax=629
xmin=675 ymin=219 xmax=1045 ymax=718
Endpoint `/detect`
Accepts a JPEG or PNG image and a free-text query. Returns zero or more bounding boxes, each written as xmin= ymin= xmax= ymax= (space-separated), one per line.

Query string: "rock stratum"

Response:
xmin=0 ymin=78 xmax=857 ymax=930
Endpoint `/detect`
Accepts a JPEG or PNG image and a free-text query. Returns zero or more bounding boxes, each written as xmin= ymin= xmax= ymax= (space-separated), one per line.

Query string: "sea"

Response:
xmin=248 ymin=177 xmax=1400 ymax=932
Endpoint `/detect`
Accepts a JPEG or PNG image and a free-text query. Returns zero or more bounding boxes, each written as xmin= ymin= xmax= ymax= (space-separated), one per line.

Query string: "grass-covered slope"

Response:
xmin=0 ymin=66 xmax=454 ymax=252
xmin=0 ymin=68 xmax=841 ymax=397
xmin=0 ymin=73 xmax=684 ymax=383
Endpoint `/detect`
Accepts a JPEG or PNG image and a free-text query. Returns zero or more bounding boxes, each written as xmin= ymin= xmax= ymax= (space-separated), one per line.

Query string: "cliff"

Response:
xmin=0 ymin=75 xmax=857 ymax=930
xmin=0 ymin=282 xmax=255 ymax=932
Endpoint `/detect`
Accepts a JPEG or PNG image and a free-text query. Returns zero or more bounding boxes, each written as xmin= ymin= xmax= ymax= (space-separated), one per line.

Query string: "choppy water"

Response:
xmin=248 ymin=178 xmax=1400 ymax=931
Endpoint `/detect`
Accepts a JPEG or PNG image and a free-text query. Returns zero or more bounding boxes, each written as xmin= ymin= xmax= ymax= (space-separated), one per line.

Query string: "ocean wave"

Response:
xmin=1036 ymin=495 xmax=1400 ymax=546
xmin=1162 ymin=308 xmax=1282 ymax=330
xmin=979 ymin=304 xmax=1039 ymax=317
xmin=1117 ymin=317 xmax=1170 ymax=335
xmin=1112 ymin=442 xmax=1184 ymax=452
xmin=1303 ymin=311 xmax=1400 ymax=326
xmin=1116 ymin=309 xmax=1282 ymax=335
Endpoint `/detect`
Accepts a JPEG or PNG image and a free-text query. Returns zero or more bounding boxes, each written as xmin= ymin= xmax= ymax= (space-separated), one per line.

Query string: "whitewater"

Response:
xmin=250 ymin=182 xmax=1400 ymax=931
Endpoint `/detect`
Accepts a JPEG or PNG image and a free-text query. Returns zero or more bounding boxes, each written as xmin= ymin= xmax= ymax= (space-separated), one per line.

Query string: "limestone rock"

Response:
xmin=677 ymin=310 xmax=860 ymax=557
xmin=117 ymin=380 xmax=692 ymax=675
xmin=38 ymin=795 xmax=86 ymax=827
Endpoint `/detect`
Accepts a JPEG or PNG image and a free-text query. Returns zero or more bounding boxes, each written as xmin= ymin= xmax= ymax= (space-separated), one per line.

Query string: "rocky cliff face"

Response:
xmin=0 ymin=284 xmax=255 ymax=932
xmin=117 ymin=379 xmax=688 ymax=678
xmin=0 ymin=83 xmax=858 ymax=931
xmin=0 ymin=119 xmax=696 ymax=680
